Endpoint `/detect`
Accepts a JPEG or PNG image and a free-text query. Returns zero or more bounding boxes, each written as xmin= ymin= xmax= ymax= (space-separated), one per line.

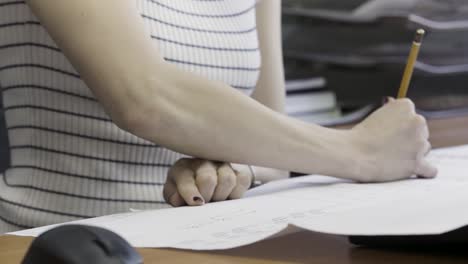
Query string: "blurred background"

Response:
xmin=282 ymin=0 xmax=468 ymax=125
xmin=2 ymin=0 xmax=468 ymax=171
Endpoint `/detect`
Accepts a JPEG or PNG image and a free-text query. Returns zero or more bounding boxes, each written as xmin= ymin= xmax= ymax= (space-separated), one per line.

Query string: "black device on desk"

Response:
xmin=349 ymin=225 xmax=468 ymax=248
xmin=21 ymin=225 xmax=143 ymax=264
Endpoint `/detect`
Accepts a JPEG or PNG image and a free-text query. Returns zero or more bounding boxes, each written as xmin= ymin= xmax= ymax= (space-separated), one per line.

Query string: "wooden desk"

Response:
xmin=1 ymin=115 xmax=468 ymax=264
xmin=1 ymin=232 xmax=468 ymax=264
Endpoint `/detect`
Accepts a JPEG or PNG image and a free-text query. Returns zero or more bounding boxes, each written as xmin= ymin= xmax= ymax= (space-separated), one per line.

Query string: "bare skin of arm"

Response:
xmin=164 ymin=1 xmax=288 ymax=206
xmin=26 ymin=0 xmax=437 ymax=205
xmin=248 ymin=0 xmax=289 ymax=183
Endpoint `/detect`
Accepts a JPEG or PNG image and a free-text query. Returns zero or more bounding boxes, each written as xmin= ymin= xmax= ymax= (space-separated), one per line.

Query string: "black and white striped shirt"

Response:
xmin=0 ymin=0 xmax=261 ymax=233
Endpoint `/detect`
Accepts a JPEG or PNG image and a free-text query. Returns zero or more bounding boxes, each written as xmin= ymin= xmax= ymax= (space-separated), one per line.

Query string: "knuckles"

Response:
xmin=397 ymin=98 xmax=416 ymax=112
xmin=408 ymin=115 xmax=429 ymax=139
xmin=413 ymin=115 xmax=427 ymax=128
xmin=170 ymin=159 xmax=248 ymax=197
xmin=236 ymin=172 xmax=252 ymax=189
xmin=195 ymin=173 xmax=217 ymax=187
xmin=415 ymin=139 xmax=428 ymax=148
xmin=173 ymin=158 xmax=193 ymax=168
xmin=217 ymin=167 xmax=237 ymax=187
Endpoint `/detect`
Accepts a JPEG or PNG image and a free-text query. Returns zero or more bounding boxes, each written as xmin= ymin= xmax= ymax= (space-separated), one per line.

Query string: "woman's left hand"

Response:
xmin=163 ymin=158 xmax=252 ymax=207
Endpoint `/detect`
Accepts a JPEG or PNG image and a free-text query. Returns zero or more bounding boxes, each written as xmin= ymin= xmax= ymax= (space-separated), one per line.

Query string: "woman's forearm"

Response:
xmin=27 ymin=0 xmax=361 ymax=179
xmin=140 ymin=63 xmax=359 ymax=178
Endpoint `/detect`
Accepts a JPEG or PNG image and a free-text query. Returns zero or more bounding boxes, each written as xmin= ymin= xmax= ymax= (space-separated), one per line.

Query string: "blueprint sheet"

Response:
xmin=10 ymin=145 xmax=468 ymax=250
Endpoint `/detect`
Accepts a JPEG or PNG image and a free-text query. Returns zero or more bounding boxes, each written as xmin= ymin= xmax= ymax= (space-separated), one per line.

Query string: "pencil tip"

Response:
xmin=415 ymin=29 xmax=425 ymax=43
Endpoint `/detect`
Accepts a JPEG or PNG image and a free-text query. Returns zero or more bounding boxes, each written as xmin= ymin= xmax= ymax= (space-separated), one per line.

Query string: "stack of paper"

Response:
xmin=10 ymin=145 xmax=468 ymax=250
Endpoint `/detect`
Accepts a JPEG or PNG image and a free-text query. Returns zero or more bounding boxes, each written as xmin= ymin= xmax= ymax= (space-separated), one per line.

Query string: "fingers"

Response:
xmin=212 ymin=163 xmax=237 ymax=202
xmin=415 ymin=159 xmax=438 ymax=178
xmin=403 ymin=102 xmax=433 ymax=179
xmin=163 ymin=180 xmax=186 ymax=207
xmin=383 ymin=96 xmax=395 ymax=105
xmin=195 ymin=161 xmax=218 ymax=202
xmin=229 ymin=170 xmax=252 ymax=200
xmin=413 ymin=115 xmax=429 ymax=139
xmin=417 ymin=141 xmax=432 ymax=158
xmin=171 ymin=161 xmax=205 ymax=206
xmin=396 ymin=98 xmax=416 ymax=114
xmin=165 ymin=158 xmax=250 ymax=206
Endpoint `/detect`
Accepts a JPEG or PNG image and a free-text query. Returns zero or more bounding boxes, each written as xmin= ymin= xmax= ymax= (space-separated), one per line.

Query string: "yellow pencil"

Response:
xmin=397 ymin=29 xmax=425 ymax=98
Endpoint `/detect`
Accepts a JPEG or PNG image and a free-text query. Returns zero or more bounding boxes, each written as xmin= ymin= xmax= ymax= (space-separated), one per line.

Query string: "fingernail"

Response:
xmin=382 ymin=96 xmax=390 ymax=105
xmin=193 ymin=196 xmax=205 ymax=205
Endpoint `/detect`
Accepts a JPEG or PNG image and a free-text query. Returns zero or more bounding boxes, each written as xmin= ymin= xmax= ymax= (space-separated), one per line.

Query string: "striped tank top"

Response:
xmin=0 ymin=0 xmax=261 ymax=233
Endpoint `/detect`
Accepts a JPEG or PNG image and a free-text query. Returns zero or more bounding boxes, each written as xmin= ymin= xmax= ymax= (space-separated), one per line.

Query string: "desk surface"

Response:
xmin=1 ymin=115 xmax=468 ymax=264
xmin=2 ymin=232 xmax=468 ymax=264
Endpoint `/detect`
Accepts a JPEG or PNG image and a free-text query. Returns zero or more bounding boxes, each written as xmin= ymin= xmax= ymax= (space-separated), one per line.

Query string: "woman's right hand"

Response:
xmin=349 ymin=98 xmax=438 ymax=183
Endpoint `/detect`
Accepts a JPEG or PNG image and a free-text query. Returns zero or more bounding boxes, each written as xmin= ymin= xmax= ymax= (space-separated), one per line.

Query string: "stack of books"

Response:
xmin=284 ymin=58 xmax=374 ymax=126
xmin=285 ymin=77 xmax=342 ymax=125
xmin=282 ymin=0 xmax=468 ymax=118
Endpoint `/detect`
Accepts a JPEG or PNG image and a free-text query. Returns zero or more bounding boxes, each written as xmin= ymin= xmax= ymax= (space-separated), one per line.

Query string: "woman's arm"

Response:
xmin=249 ymin=0 xmax=288 ymax=182
xmin=26 ymin=0 xmax=436 ymax=183
xmin=251 ymin=0 xmax=286 ymax=113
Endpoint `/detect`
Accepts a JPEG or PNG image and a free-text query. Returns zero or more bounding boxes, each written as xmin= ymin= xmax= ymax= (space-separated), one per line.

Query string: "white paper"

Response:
xmin=10 ymin=145 xmax=468 ymax=250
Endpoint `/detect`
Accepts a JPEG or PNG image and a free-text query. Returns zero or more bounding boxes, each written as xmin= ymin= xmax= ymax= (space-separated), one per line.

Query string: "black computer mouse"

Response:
xmin=21 ymin=224 xmax=143 ymax=264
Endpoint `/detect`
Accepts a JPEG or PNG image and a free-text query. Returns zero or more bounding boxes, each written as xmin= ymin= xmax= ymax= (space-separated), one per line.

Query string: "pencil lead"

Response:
xmin=415 ymin=29 xmax=425 ymax=44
